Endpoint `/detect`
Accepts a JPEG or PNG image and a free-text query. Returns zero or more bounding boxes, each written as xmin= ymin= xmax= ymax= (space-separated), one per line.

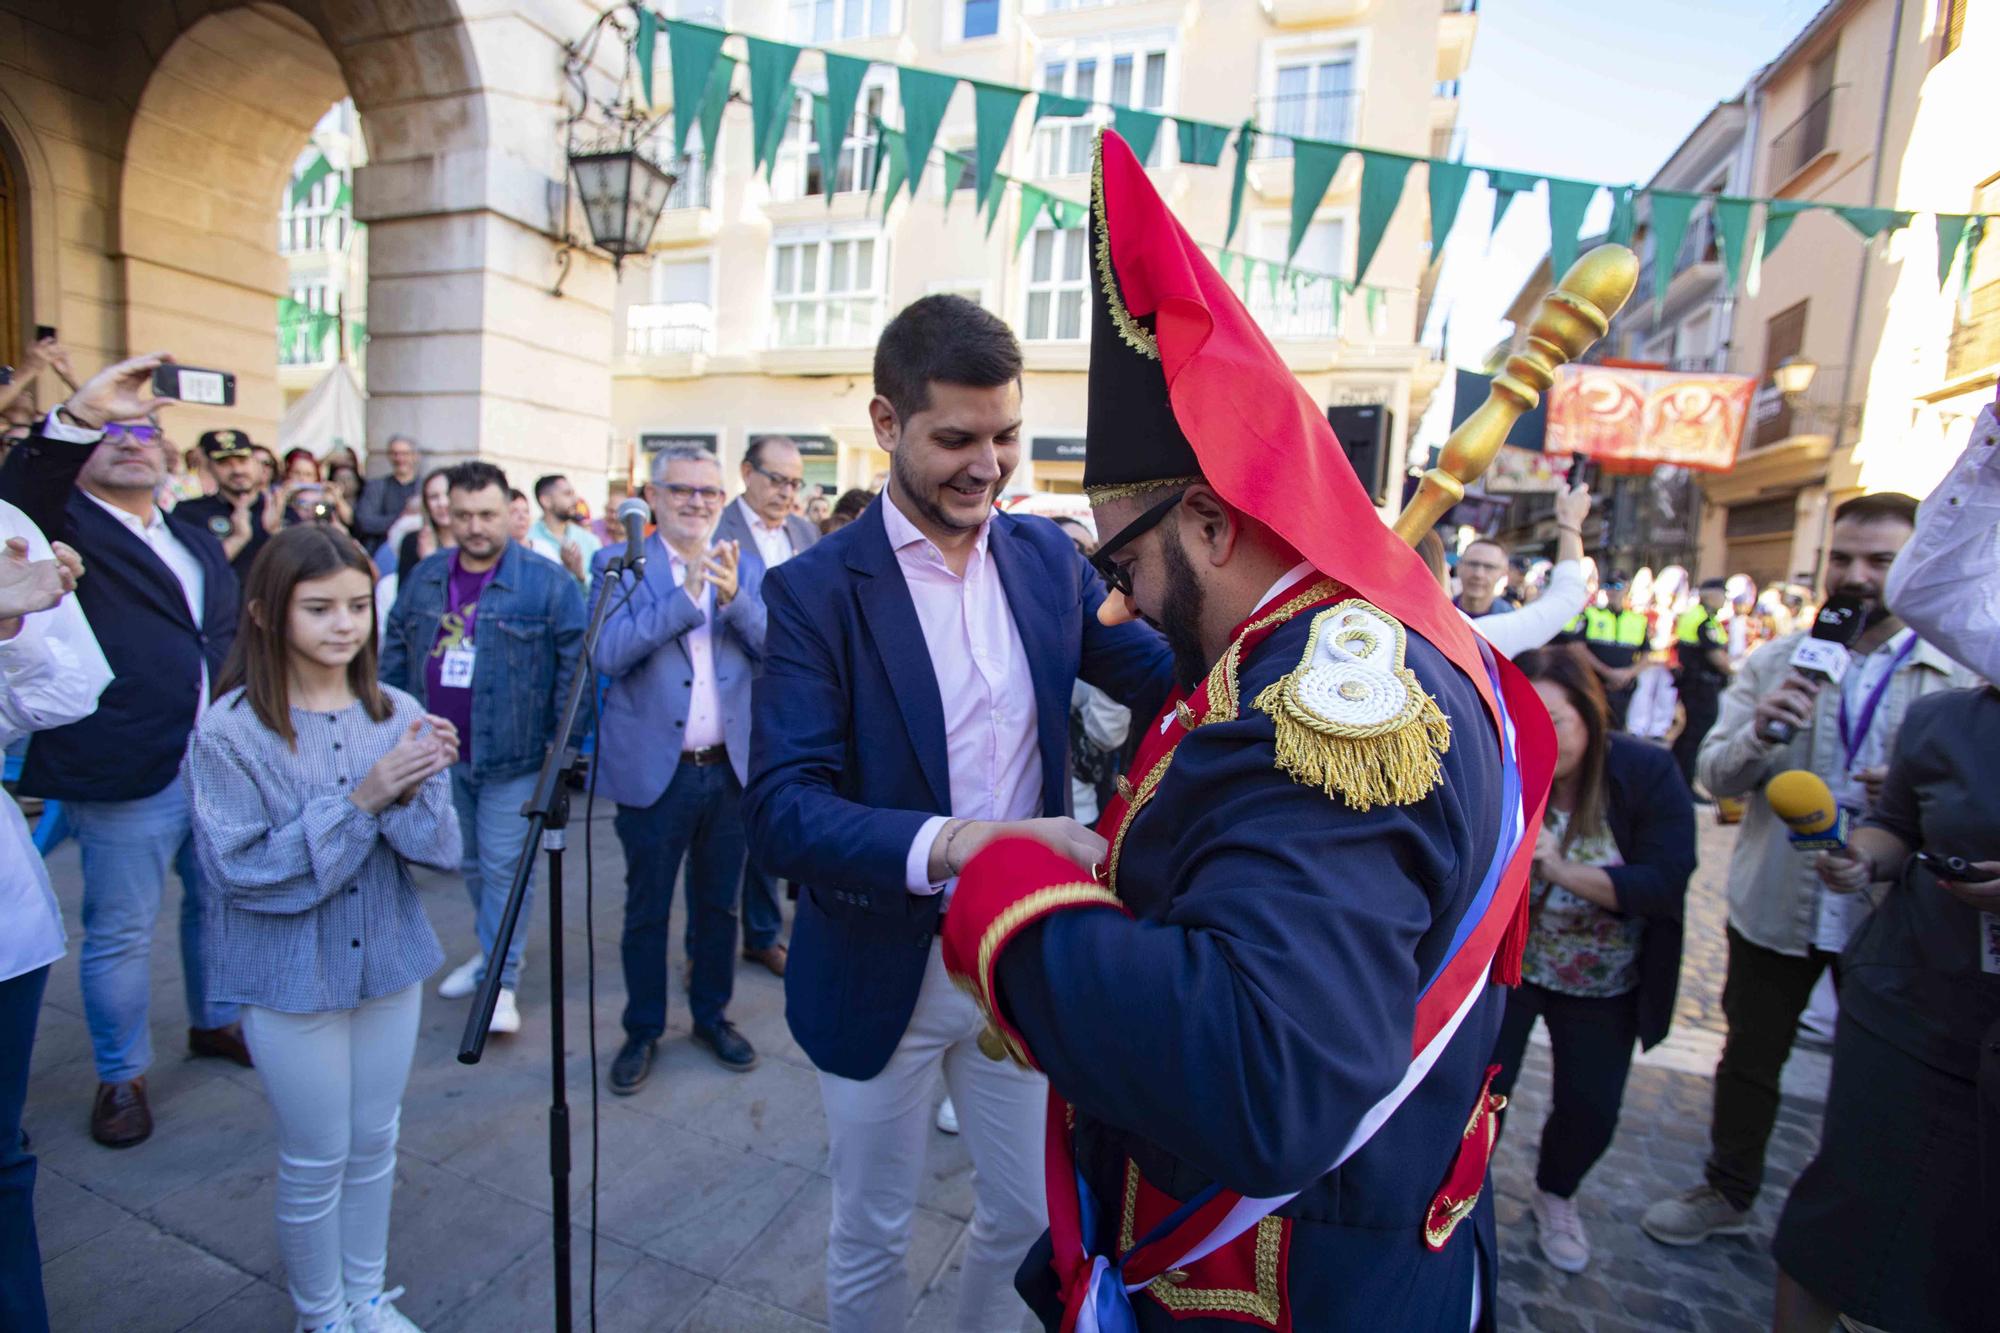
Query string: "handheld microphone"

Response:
xmin=1758 ymin=593 xmax=1866 ymax=744
xmin=1766 ymin=769 xmax=1850 ymax=852
xmin=614 ymin=497 xmax=651 ymax=571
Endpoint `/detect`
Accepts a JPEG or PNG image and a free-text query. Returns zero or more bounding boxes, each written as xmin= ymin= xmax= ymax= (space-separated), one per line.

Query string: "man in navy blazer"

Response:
xmin=712 ymin=437 xmax=816 ymax=976
xmin=592 ymin=445 xmax=766 ymax=1091
xmin=744 ymin=297 xmax=1173 ymax=1331
xmin=0 ymin=354 xmax=245 ymax=1149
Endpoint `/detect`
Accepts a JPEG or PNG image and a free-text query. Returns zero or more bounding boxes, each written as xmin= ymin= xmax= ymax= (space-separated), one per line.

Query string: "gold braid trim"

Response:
xmin=959 ymin=882 xmax=1124 ymax=1067
xmin=1118 ymin=1160 xmax=1284 ymax=1325
xmin=1084 ymin=476 xmax=1201 ymax=505
xmin=1092 ymin=130 xmax=1159 ymax=360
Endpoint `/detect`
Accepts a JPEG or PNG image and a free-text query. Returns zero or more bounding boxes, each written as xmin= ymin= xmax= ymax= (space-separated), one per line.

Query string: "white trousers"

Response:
xmin=819 ymin=942 xmax=1047 ymax=1333
xmin=242 ymin=984 xmax=422 ymax=1325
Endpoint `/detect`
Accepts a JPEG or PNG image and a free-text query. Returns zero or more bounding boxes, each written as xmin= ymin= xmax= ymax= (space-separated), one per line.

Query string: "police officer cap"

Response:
xmin=198 ymin=429 xmax=255 ymax=460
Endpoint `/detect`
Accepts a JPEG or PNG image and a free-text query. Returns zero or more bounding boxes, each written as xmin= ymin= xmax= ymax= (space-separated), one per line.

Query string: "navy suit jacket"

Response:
xmin=0 ymin=429 xmax=238 ymax=801
xmin=744 ymin=496 xmax=1174 ymax=1081
xmin=587 ymin=531 xmax=765 ymax=802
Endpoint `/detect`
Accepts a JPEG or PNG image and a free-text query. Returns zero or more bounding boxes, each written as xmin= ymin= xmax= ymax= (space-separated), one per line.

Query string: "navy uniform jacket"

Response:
xmin=999 ymin=605 xmax=1508 ymax=1331
xmin=0 ymin=428 xmax=238 ymax=802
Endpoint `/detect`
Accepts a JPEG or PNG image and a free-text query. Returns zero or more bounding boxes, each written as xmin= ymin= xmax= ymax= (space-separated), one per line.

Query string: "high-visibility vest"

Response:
xmin=1584 ymin=607 xmax=1647 ymax=648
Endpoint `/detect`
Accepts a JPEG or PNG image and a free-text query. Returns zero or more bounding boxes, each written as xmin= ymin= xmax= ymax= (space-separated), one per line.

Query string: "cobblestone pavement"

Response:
xmin=24 ymin=802 xmax=1826 ymax=1330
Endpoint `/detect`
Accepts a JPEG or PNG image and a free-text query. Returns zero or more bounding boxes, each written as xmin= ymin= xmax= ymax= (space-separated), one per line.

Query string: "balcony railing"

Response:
xmin=1247 ymin=280 xmax=1342 ymax=340
xmin=1254 ymin=90 xmax=1362 ymax=158
xmin=1675 ymin=210 xmax=1719 ymax=274
xmin=662 ymin=154 xmax=712 ymax=212
xmin=624 ymin=302 xmax=715 ymax=357
xmin=1770 ymin=87 xmax=1836 ymax=184
xmin=1946 ymin=280 xmax=2000 ymax=379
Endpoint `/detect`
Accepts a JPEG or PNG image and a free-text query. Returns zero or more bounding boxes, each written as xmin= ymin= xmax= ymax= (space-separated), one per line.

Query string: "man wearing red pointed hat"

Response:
xmin=939 ymin=130 xmax=1556 ymax=1332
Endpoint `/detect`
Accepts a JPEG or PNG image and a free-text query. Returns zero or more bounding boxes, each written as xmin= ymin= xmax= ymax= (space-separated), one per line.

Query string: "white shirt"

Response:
xmin=886 ymin=498 xmax=1042 ymax=900
xmin=1464 ymin=558 xmax=1592 ymax=659
xmin=666 ymin=548 xmax=725 ymax=751
xmin=1887 ymin=402 xmax=2000 ymax=685
xmin=1 ymin=498 xmax=114 ymax=981
xmin=736 ymin=497 xmax=796 ymax=571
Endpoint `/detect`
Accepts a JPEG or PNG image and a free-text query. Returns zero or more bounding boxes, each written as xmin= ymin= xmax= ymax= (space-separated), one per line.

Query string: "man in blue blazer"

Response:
xmin=0 ymin=354 xmax=245 ymax=1149
xmin=592 ymin=446 xmax=766 ymax=1091
xmin=712 ymin=437 xmax=816 ymax=976
xmin=744 ymin=297 xmax=1173 ymax=1332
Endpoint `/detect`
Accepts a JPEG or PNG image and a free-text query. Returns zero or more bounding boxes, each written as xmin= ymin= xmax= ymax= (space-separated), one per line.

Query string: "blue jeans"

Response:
xmin=66 ymin=783 xmax=233 ymax=1083
xmin=741 ymin=856 xmax=784 ymax=952
xmin=0 ymin=966 xmax=49 ymax=1333
xmin=447 ymin=765 xmax=538 ymax=990
xmin=614 ymin=762 xmax=744 ymax=1038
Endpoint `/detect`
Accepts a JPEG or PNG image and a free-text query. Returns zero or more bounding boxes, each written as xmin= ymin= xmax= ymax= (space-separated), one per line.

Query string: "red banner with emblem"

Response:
xmin=1546 ymin=364 xmax=1755 ymax=472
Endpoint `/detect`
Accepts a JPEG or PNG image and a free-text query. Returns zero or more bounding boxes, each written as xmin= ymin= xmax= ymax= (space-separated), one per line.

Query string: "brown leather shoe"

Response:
xmin=91 ymin=1078 xmax=151 ymax=1148
xmin=742 ymin=944 xmax=787 ymax=978
xmin=188 ymin=1023 xmax=254 ymax=1068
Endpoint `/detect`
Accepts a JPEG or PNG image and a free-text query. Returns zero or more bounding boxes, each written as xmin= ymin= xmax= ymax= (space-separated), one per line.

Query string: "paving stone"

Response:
xmin=29 ymin=1168 xmax=132 ymax=1263
xmin=40 ymin=1215 xmax=256 ymax=1332
xmin=722 ymin=1174 xmax=958 ymax=1324
xmin=177 ymin=1276 xmax=297 ymax=1330
xmin=678 ymin=1283 xmax=830 ymax=1332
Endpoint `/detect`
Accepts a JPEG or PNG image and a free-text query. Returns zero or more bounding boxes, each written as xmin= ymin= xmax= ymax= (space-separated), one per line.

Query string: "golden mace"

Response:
xmin=1391 ymin=244 xmax=1639 ymax=545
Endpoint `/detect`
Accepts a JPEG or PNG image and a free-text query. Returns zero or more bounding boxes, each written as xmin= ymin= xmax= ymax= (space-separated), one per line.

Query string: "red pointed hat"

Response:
xmin=1085 ymin=128 xmax=1497 ymax=721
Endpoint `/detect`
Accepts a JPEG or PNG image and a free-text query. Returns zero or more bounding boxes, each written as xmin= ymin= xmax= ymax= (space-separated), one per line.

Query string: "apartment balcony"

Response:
xmin=1769 ymin=87 xmax=1836 ymax=189
xmin=1945 ymin=279 xmax=2000 ymax=381
xmin=1247 ymin=279 xmax=1342 ymax=344
xmin=622 ymin=303 xmax=715 ymax=375
xmin=1438 ymin=0 xmax=1478 ymax=82
xmin=651 ymin=155 xmax=718 ymax=246
xmin=1248 ymin=90 xmax=1364 ymax=202
xmin=1259 ymin=0 xmax=1376 ymax=25
xmin=1024 ymin=0 xmax=1198 ymax=39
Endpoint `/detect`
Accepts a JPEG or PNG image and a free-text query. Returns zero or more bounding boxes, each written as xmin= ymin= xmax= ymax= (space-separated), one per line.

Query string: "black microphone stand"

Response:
xmin=458 ymin=537 xmax=640 ymax=1333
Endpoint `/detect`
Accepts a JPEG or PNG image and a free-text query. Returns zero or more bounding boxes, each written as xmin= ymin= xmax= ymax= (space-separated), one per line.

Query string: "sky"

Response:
xmin=1420 ymin=0 xmax=1832 ymax=442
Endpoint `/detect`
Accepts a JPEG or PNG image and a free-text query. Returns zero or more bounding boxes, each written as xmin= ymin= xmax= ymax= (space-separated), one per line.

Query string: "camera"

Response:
xmin=1913 ymin=851 xmax=1971 ymax=880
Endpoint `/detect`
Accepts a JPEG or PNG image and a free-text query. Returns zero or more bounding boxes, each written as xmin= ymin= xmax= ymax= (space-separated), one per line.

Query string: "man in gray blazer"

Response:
xmin=712 ymin=436 xmax=817 ymax=977
xmin=590 ymin=446 xmax=764 ymax=1093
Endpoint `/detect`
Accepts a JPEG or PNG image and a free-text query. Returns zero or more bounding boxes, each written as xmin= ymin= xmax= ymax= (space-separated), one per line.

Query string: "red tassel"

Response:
xmin=1492 ymin=885 xmax=1528 ymax=987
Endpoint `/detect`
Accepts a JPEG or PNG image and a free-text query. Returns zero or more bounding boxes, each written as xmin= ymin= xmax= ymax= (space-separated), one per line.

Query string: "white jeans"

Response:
xmin=819 ymin=942 xmax=1047 ymax=1333
xmin=242 ymin=985 xmax=422 ymax=1325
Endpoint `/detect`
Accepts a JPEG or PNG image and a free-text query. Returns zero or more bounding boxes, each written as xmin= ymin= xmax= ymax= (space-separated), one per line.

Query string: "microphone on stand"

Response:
xmin=1757 ymin=593 xmax=1867 ymax=745
xmin=614 ymin=496 xmax=651 ymax=571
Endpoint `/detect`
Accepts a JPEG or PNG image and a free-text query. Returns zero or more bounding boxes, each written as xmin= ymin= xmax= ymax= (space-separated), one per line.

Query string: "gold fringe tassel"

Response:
xmin=1253 ymin=677 xmax=1452 ymax=812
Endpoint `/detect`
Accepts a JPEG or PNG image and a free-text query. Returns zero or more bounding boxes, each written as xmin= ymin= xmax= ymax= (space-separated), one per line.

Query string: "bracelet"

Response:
xmin=942 ymin=818 xmax=974 ymax=877
xmin=1557 ymin=524 xmax=1582 ymax=535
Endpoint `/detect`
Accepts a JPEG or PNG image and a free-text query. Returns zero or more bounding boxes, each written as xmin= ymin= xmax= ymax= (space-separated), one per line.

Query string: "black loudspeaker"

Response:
xmin=1327 ymin=403 xmax=1395 ymax=505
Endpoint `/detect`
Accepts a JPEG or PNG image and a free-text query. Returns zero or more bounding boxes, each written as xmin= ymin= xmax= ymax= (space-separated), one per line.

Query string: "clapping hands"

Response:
xmin=351 ymin=715 xmax=459 ymax=814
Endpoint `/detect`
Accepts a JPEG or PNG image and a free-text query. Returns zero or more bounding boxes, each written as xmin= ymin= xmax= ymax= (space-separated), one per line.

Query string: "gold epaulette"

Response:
xmin=1252 ymin=599 xmax=1451 ymax=811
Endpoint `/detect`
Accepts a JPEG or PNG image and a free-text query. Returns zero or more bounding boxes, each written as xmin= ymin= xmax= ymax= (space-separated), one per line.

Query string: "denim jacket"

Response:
xmin=379 ymin=541 xmax=586 ymax=781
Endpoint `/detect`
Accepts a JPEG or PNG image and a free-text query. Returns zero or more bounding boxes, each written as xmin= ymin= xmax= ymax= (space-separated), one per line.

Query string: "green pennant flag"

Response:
xmin=1936 ymin=214 xmax=1971 ymax=289
xmin=333 ymin=179 xmax=352 ymax=214
xmin=972 ymin=82 xmax=1027 ymax=208
xmin=1365 ymin=284 xmax=1381 ymax=332
xmin=1487 ymin=170 xmax=1538 ymax=240
xmin=1747 ymin=199 xmax=1814 ymax=296
xmin=1288 ymin=140 xmax=1346 ymax=260
xmin=1354 ymin=150 xmax=1415 ymax=283
xmin=816 ymin=52 xmax=871 ymax=203
xmin=745 ymin=36 xmax=802 ymax=175
xmin=983 ymin=175 xmax=1007 ymax=237
xmin=1546 ymin=178 xmax=1597 ymax=284
xmin=1427 ymin=159 xmax=1471 ymax=258
xmin=666 ymin=22 xmax=728 ymax=155
xmin=1177 ymin=118 xmax=1231 ymax=167
xmin=696 ymin=54 xmax=736 ymax=167
xmin=879 ymin=129 xmax=909 ymax=216
xmin=1605 ymin=186 xmax=1637 ymax=248
xmin=940 ymin=150 xmax=966 ymax=216
xmin=1226 ymin=121 xmax=1256 ymax=247
xmin=290 ymin=153 xmax=333 ymax=207
xmin=1034 ymin=91 xmax=1091 ymax=123
xmin=1837 ymin=205 xmax=1914 ymax=241
xmin=1015 ymin=184 xmax=1047 ymax=251
xmin=1111 ymin=106 xmax=1164 ymax=164
xmin=1266 ymin=258 xmax=1283 ymax=305
xmin=1217 ymin=249 xmax=1234 ymax=285
xmin=1646 ymin=190 xmax=1697 ymax=309
xmin=1712 ymin=196 xmax=1753 ymax=291
xmin=898 ymin=67 xmax=959 ymax=200
xmin=1049 ymin=197 xmax=1085 ymax=230
xmin=1961 ymin=217 xmax=1988 ymax=302
xmin=636 ymin=8 xmax=660 ymax=108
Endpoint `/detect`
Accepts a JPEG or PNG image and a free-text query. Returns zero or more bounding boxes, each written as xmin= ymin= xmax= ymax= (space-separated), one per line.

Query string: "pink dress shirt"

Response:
xmin=665 ymin=548 xmax=726 ymax=751
xmin=881 ymin=497 xmax=1042 ymax=899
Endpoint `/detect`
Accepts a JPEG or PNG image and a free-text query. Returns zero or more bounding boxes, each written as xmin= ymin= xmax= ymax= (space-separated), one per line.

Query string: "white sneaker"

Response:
xmin=489 ymin=989 xmax=521 ymax=1035
xmin=935 ymin=1095 xmax=959 ymax=1135
xmin=347 ymin=1286 xmax=424 ymax=1333
xmin=295 ymin=1315 xmax=350 ymax=1333
xmin=1530 ymin=1189 xmax=1591 ymax=1273
xmin=436 ymin=953 xmax=484 ymax=1000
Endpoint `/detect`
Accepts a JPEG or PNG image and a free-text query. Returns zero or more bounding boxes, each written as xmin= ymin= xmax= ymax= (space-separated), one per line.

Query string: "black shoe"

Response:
xmin=610 ymin=1037 xmax=656 ymax=1095
xmin=692 ymin=1020 xmax=758 ymax=1072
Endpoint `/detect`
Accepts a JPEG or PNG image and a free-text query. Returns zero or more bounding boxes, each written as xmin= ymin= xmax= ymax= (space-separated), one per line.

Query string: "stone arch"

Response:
xmin=0 ymin=79 xmax=66 ymax=372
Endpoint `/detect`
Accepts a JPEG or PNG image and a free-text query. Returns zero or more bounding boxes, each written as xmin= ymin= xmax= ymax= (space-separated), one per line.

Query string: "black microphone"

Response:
xmin=614 ymin=496 xmax=650 ymax=571
xmin=1758 ymin=592 xmax=1866 ymax=744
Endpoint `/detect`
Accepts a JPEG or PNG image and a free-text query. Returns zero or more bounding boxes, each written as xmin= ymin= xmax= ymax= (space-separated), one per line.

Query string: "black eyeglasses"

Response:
xmin=1088 ymin=490 xmax=1184 ymax=599
xmin=753 ymin=465 xmax=805 ymax=493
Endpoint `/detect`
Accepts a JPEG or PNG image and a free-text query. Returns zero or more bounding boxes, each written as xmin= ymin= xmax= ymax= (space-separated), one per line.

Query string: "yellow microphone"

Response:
xmin=1765 ymin=770 xmax=1850 ymax=851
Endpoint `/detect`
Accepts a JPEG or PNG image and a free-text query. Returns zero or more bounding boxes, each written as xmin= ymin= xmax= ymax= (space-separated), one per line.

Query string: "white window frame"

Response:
xmin=957 ymin=0 xmax=1002 ymax=42
xmin=787 ymin=0 xmax=900 ymax=43
xmin=1676 ymin=306 xmax=1716 ymax=369
xmin=1245 ymin=210 xmax=1351 ymax=340
xmin=1258 ymin=32 xmax=1368 ymax=159
xmin=769 ymin=224 xmax=889 ymax=349
xmin=1020 ymin=221 xmax=1091 ymax=343
xmin=1034 ymin=31 xmax=1178 ymax=177
xmin=772 ymin=74 xmax=891 ymax=201
xmin=628 ymin=252 xmax=716 ymax=356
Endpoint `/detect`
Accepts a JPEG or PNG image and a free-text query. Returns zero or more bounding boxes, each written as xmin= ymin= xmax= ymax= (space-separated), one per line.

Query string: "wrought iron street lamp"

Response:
xmin=1771 ymin=354 xmax=1818 ymax=400
xmin=567 ymin=143 xmax=677 ymax=267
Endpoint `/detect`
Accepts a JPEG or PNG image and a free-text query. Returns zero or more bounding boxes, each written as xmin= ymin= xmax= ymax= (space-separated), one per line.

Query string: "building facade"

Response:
xmin=277 ymin=100 xmax=368 ymax=411
xmin=611 ymin=0 xmax=1476 ymax=498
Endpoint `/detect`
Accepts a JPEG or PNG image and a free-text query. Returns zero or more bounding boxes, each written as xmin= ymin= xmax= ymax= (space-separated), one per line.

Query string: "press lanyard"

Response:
xmin=1837 ymin=632 xmax=1917 ymax=772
